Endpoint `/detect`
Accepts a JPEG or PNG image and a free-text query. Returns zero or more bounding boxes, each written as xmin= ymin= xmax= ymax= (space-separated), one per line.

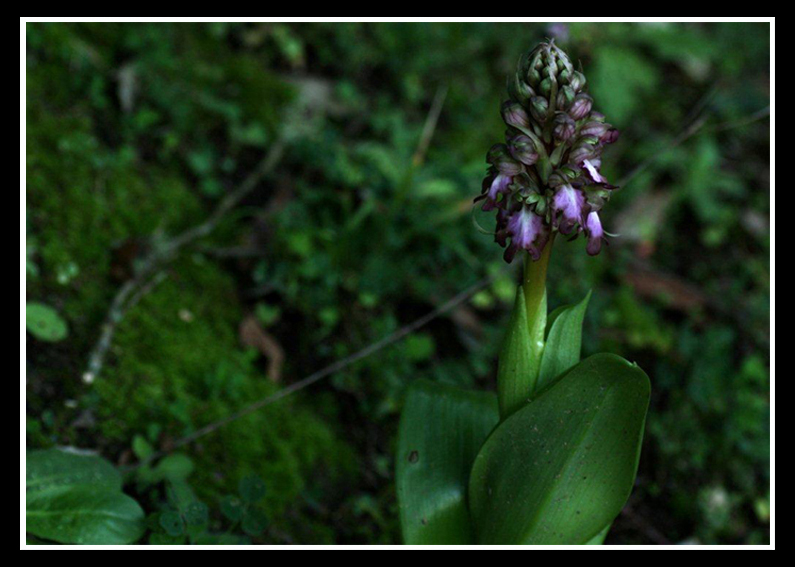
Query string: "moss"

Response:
xmin=94 ymin=255 xmax=355 ymax=521
xmin=26 ymin=25 xmax=353 ymax=530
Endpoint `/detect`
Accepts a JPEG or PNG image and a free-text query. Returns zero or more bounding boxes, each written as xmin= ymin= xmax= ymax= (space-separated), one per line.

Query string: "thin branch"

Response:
xmin=82 ymin=140 xmax=285 ymax=384
xmin=132 ymin=267 xmax=510 ymax=468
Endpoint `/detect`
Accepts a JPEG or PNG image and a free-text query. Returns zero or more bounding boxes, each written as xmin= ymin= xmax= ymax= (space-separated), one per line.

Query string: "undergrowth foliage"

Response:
xmin=26 ymin=22 xmax=769 ymax=544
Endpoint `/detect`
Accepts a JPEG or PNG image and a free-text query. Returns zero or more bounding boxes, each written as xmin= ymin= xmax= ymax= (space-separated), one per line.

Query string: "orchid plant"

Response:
xmin=396 ymin=41 xmax=650 ymax=545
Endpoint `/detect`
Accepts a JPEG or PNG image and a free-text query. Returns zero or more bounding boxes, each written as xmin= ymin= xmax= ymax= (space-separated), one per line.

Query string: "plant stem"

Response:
xmin=496 ymin=240 xmax=554 ymax=420
xmin=522 ymin=237 xmax=554 ymax=392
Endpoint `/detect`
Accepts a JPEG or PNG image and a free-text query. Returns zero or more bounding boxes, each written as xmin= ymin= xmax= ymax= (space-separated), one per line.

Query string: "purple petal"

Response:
xmin=552 ymin=184 xmax=585 ymax=234
xmin=506 ymin=207 xmax=549 ymax=261
xmin=482 ymin=174 xmax=512 ymax=210
xmin=583 ymin=159 xmax=606 ymax=184
xmin=585 ymin=211 xmax=604 ymax=255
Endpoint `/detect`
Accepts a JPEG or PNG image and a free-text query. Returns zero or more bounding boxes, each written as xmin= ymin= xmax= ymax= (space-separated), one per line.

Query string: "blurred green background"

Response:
xmin=25 ymin=22 xmax=770 ymax=544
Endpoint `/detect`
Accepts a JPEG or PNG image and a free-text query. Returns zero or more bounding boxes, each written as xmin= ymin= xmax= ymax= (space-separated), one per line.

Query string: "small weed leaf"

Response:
xmin=239 ymin=474 xmax=266 ymax=504
xmin=159 ymin=511 xmax=185 ymax=537
xmin=220 ymin=496 xmax=245 ymax=522
xmin=26 ymin=302 xmax=68 ymax=342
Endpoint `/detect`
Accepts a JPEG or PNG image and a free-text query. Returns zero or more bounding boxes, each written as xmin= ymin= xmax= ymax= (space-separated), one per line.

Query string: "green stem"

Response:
xmin=496 ymin=239 xmax=554 ymax=420
xmin=522 ymin=236 xmax=553 ymax=359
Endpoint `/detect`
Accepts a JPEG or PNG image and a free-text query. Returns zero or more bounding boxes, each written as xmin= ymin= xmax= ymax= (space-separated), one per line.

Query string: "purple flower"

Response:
xmin=552 ymin=184 xmax=585 ymax=234
xmin=583 ymin=159 xmax=607 ymax=184
xmin=585 ymin=211 xmax=604 ymax=256
xmin=504 ymin=206 xmax=550 ymax=262
xmin=481 ymin=173 xmax=512 ymax=211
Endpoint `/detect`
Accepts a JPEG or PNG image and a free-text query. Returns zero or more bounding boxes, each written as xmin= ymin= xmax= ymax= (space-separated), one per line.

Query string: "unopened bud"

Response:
xmin=508 ymin=134 xmax=539 ymax=166
xmin=501 ymin=101 xmax=531 ymax=131
xmin=553 ymin=113 xmax=576 ymax=143
xmin=487 ymin=143 xmax=524 ymax=175
xmin=529 ymin=96 xmax=549 ymax=123
xmin=568 ymin=93 xmax=593 ymax=120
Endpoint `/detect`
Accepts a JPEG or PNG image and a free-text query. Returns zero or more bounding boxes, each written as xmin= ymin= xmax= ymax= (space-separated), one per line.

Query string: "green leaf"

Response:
xmin=184 ymin=501 xmax=209 ymax=527
xmin=26 ymin=449 xmax=145 ymax=544
xmin=220 ymin=495 xmax=245 ymax=522
xmin=159 ymin=511 xmax=185 ymax=537
xmin=239 ymin=474 xmax=266 ymax=504
xmin=537 ymin=291 xmax=591 ymax=392
xmin=26 ymin=486 xmax=145 ymax=544
xmin=585 ymin=523 xmax=611 ymax=545
xmin=25 ymin=302 xmax=68 ymax=342
xmin=132 ymin=435 xmax=154 ymax=461
xmin=396 ymin=379 xmax=499 ymax=544
xmin=27 ymin=449 xmax=121 ymax=494
xmin=469 ymin=354 xmax=650 ymax=544
xmin=497 ymin=287 xmax=538 ymax=418
xmin=241 ymin=508 xmax=268 ymax=537
xmin=148 ymin=454 xmax=194 ymax=483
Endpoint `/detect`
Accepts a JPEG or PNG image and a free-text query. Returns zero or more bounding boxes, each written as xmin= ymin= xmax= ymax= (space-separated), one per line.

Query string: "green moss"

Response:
xmin=95 ymin=255 xmax=355 ymax=520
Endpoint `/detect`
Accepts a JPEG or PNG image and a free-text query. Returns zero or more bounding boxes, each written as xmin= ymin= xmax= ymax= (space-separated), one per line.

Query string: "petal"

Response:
xmin=552 ymin=184 xmax=585 ymax=234
xmin=506 ymin=207 xmax=549 ymax=261
xmin=583 ymin=159 xmax=606 ymax=184
xmin=585 ymin=211 xmax=604 ymax=255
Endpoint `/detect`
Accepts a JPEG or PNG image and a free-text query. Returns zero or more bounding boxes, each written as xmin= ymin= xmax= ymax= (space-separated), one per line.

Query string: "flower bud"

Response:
xmin=529 ymin=96 xmax=549 ymax=123
xmin=568 ymin=93 xmax=593 ymax=120
xmin=508 ymin=76 xmax=535 ymax=104
xmin=556 ymin=85 xmax=576 ymax=110
xmin=508 ymin=134 xmax=539 ymax=166
xmin=552 ymin=113 xmax=577 ymax=143
xmin=501 ymin=101 xmax=531 ymax=131
xmin=569 ymin=71 xmax=586 ymax=92
xmin=568 ymin=144 xmax=595 ymax=166
xmin=600 ymin=128 xmax=620 ymax=145
xmin=487 ymin=143 xmax=524 ymax=175
xmin=579 ymin=120 xmax=611 ymax=140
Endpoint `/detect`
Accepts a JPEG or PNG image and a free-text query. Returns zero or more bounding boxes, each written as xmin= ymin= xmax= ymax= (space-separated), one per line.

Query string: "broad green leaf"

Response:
xmin=27 ymin=449 xmax=121 ymax=494
xmin=26 ymin=486 xmax=145 ymax=544
xmin=397 ymin=380 xmax=499 ymax=544
xmin=585 ymin=523 xmax=611 ymax=545
xmin=26 ymin=449 xmax=145 ymax=544
xmin=25 ymin=302 xmax=68 ymax=342
xmin=469 ymin=354 xmax=650 ymax=544
xmin=537 ymin=291 xmax=591 ymax=392
xmin=497 ymin=287 xmax=538 ymax=418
